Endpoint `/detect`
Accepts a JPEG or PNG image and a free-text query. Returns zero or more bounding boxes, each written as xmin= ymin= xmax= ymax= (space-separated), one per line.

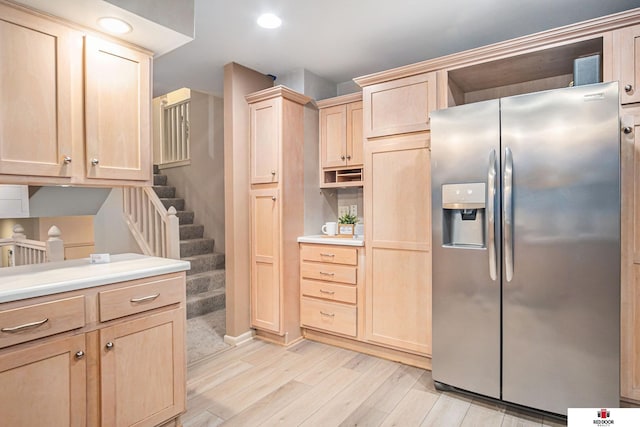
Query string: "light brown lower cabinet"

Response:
xmin=0 ymin=272 xmax=186 ymax=426
xmin=0 ymin=334 xmax=87 ymax=427
xmin=100 ymin=309 xmax=185 ymax=427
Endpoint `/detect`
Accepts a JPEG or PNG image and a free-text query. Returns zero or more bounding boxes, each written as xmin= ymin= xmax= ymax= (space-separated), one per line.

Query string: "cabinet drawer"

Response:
xmin=301 ymin=297 xmax=356 ymax=337
xmin=300 ymin=244 xmax=357 ymax=265
xmin=301 ymin=261 xmax=356 ymax=285
xmin=0 ymin=296 xmax=85 ymax=349
xmin=99 ymin=275 xmax=184 ymax=322
xmin=301 ymin=279 xmax=356 ymax=304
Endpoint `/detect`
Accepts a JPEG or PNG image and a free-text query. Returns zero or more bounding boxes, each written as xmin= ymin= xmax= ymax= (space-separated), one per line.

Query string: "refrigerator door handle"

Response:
xmin=504 ymin=147 xmax=514 ymax=282
xmin=488 ymin=149 xmax=498 ymax=281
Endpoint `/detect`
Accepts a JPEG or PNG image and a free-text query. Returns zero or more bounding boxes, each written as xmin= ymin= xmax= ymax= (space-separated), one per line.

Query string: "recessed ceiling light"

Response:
xmin=257 ymin=13 xmax=282 ymax=29
xmin=97 ymin=17 xmax=132 ymax=34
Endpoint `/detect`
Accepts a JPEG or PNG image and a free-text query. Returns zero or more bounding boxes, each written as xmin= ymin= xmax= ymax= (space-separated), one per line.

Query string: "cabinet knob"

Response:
xmin=341 ymin=155 xmax=346 ymax=160
xmin=625 ymin=84 xmax=633 ymax=93
xmin=271 ymin=196 xmax=276 ymax=201
xmin=91 ymin=158 xmax=99 ymax=166
xmin=271 ymin=170 xmax=276 ymax=175
xmin=623 ymin=126 xmax=633 ymax=134
xmin=75 ymin=350 xmax=85 ymax=360
xmin=63 ymin=156 xmax=72 ymax=164
xmin=105 ymin=341 xmax=114 ymax=350
xmin=346 ymin=155 xmax=351 ymax=160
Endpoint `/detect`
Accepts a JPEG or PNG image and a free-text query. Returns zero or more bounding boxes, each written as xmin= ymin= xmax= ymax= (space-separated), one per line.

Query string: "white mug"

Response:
xmin=321 ymin=221 xmax=337 ymax=236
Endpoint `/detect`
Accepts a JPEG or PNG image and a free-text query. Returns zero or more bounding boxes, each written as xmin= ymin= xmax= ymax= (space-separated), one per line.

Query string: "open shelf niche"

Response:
xmin=446 ymin=37 xmax=603 ymax=106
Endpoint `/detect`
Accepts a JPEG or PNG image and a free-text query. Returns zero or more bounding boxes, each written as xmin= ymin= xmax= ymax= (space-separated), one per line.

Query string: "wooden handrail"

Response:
xmin=122 ymin=186 xmax=180 ymax=259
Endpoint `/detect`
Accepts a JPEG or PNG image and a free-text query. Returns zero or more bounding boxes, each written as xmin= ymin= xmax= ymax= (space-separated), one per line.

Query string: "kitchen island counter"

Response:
xmin=0 ymin=253 xmax=190 ymax=303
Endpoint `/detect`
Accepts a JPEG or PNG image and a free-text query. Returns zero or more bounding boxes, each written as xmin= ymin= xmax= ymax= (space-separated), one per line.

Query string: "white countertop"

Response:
xmin=0 ymin=253 xmax=190 ymax=303
xmin=297 ymin=235 xmax=364 ymax=247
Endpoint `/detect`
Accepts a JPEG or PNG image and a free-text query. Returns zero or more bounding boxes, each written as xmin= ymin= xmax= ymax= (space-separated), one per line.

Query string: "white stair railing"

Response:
xmin=1 ymin=224 xmax=64 ymax=267
xmin=122 ymin=187 xmax=180 ymax=259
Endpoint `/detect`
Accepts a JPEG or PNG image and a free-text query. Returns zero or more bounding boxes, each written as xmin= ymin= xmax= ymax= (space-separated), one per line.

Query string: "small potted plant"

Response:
xmin=337 ymin=212 xmax=358 ymax=236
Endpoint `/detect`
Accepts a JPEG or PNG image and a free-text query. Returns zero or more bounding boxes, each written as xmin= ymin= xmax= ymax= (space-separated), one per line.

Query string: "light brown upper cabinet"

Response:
xmin=362 ymin=72 xmax=437 ymax=138
xmin=0 ymin=2 xmax=152 ymax=186
xmin=249 ymin=96 xmax=280 ymax=184
xmin=318 ymin=93 xmax=364 ymax=187
xmin=614 ymin=24 xmax=640 ymax=105
xmin=0 ymin=3 xmax=78 ymax=179
xmin=85 ymin=36 xmax=151 ymax=182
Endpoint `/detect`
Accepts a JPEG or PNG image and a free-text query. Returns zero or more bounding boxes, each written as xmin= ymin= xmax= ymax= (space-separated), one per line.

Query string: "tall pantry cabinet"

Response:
xmin=246 ymin=86 xmax=311 ymax=344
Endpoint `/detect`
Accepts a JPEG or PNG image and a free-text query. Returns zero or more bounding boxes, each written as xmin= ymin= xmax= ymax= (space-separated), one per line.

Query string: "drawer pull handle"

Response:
xmin=130 ymin=293 xmax=160 ymax=303
xmin=1 ymin=318 xmax=49 ymax=333
xmin=320 ymin=311 xmax=335 ymax=317
xmin=319 ymin=271 xmax=335 ymax=276
xmin=319 ymin=289 xmax=335 ymax=295
xmin=319 ymin=253 xmax=335 ymax=257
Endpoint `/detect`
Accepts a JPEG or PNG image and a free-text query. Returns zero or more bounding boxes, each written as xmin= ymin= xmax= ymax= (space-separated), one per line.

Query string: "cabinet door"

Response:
xmin=0 ymin=334 xmax=86 ymax=427
xmin=250 ymin=97 xmax=280 ymax=183
xmin=0 ymin=4 xmax=76 ymax=178
xmin=623 ymin=109 xmax=640 ymax=401
xmin=320 ymin=104 xmax=347 ymax=168
xmin=250 ymin=188 xmax=281 ymax=333
xmin=85 ymin=36 xmax=151 ymax=181
xmin=346 ymin=101 xmax=364 ymax=166
xmin=362 ymin=72 xmax=437 ymax=138
xmin=615 ymin=24 xmax=640 ymax=105
xmin=364 ymin=133 xmax=432 ymax=355
xmin=100 ymin=308 xmax=185 ymax=427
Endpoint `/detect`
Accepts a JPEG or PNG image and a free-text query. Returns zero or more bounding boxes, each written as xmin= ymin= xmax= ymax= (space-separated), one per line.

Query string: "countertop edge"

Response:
xmin=297 ymin=235 xmax=365 ymax=247
xmin=0 ymin=254 xmax=190 ymax=304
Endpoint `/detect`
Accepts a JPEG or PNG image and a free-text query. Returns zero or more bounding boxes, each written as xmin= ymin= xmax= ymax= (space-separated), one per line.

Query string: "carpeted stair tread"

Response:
xmin=180 ymin=238 xmax=215 ymax=257
xmin=184 ymin=253 xmax=225 ymax=275
xmin=153 ymin=174 xmax=167 ymax=186
xmin=179 ymin=224 xmax=204 ymax=240
xmin=186 ymin=269 xmax=225 ymax=296
xmin=161 ymin=197 xmax=185 ymax=211
xmin=152 ymin=185 xmax=176 ymax=198
xmin=175 ymin=211 xmax=194 ymax=225
xmin=187 ymin=289 xmax=226 ymax=319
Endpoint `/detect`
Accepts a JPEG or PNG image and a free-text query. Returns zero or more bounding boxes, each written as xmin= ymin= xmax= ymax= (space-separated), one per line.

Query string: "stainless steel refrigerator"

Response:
xmin=430 ymin=82 xmax=620 ymax=415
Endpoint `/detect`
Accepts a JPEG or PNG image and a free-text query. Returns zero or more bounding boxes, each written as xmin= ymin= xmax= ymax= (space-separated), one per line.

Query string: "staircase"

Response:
xmin=153 ymin=171 xmax=225 ymax=319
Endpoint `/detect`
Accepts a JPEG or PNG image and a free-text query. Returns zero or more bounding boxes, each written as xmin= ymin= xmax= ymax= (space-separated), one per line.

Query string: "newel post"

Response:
xmin=167 ymin=206 xmax=181 ymax=260
xmin=12 ymin=223 xmax=26 ymax=240
xmin=46 ymin=225 xmax=64 ymax=262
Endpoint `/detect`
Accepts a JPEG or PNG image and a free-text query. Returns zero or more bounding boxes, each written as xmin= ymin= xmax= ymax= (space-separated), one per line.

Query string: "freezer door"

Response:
xmin=431 ymin=99 xmax=501 ymax=398
xmin=501 ymin=82 xmax=620 ymax=415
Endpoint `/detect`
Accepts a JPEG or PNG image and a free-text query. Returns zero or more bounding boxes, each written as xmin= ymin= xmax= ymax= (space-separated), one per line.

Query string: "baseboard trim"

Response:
xmin=224 ymin=330 xmax=255 ymax=346
xmin=303 ymin=329 xmax=432 ymax=370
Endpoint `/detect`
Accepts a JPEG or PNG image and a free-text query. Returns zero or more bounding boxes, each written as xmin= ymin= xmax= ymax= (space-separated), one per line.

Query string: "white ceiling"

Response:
xmin=14 ymin=0 xmax=640 ymax=98
xmin=151 ymin=0 xmax=640 ymax=98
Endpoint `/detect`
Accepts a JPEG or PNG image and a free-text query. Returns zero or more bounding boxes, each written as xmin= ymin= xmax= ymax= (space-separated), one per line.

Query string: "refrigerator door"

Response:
xmin=431 ymin=99 xmax=501 ymax=398
xmin=501 ymin=82 xmax=620 ymax=414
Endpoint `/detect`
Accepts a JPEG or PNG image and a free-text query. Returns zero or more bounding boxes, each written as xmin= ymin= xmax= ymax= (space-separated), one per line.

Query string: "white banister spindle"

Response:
xmin=121 ymin=187 xmax=181 ymax=260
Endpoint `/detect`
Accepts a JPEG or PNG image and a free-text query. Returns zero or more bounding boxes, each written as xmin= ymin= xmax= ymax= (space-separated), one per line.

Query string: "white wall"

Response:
xmin=93 ymin=188 xmax=142 ymax=255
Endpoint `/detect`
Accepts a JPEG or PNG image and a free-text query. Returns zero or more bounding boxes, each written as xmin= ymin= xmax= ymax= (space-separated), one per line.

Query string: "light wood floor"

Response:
xmin=182 ymin=338 xmax=572 ymax=426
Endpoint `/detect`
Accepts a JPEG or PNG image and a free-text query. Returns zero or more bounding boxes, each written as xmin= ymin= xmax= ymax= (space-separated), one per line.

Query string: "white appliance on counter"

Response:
xmin=430 ymin=82 xmax=621 ymax=415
